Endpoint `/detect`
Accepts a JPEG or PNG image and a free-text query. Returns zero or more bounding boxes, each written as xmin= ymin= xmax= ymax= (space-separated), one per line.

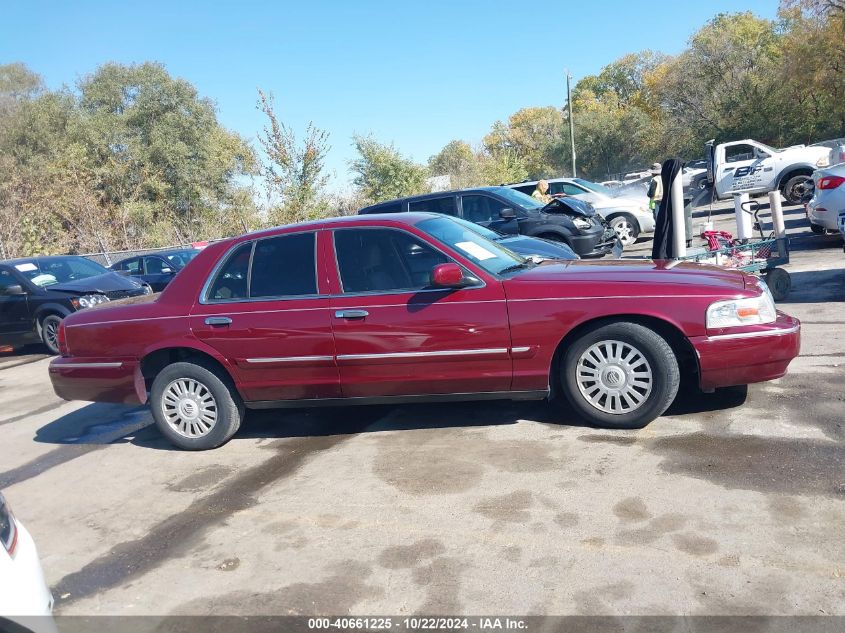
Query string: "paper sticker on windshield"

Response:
xmin=14 ymin=263 xmax=37 ymax=272
xmin=455 ymin=241 xmax=497 ymax=260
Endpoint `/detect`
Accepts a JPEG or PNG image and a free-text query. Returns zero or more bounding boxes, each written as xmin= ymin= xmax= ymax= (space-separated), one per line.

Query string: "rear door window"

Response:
xmin=249 ymin=233 xmax=318 ymax=298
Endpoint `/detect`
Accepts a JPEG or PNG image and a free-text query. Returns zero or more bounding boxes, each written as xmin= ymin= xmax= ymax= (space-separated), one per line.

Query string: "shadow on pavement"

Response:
xmin=27 ymin=384 xmax=756 ymax=455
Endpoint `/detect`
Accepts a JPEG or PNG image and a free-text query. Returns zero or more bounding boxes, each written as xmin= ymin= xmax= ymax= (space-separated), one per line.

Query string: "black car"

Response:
xmin=358 ymin=187 xmax=620 ymax=257
xmin=0 ymin=256 xmax=151 ymax=354
xmin=110 ymin=248 xmax=200 ymax=292
xmin=447 ymin=216 xmax=578 ymax=261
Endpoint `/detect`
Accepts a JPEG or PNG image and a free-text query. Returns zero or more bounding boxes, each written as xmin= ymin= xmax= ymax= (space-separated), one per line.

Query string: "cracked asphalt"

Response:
xmin=1 ymin=199 xmax=843 ymax=616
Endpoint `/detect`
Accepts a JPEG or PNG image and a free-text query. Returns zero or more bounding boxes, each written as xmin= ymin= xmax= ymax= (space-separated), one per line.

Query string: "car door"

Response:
xmin=189 ymin=231 xmax=340 ymax=403
xmin=328 ymin=226 xmax=512 ymax=398
xmin=459 ymin=194 xmax=519 ymax=235
xmin=717 ymin=143 xmax=769 ymax=196
xmin=0 ymin=267 xmax=32 ymax=342
xmin=143 ymin=256 xmax=176 ymax=291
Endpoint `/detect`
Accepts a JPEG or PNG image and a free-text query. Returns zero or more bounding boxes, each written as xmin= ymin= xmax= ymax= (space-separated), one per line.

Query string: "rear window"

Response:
xmin=408 ymin=196 xmax=457 ymax=216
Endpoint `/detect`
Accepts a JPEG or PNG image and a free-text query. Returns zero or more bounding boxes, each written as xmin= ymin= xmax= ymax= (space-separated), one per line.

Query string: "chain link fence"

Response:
xmin=80 ymin=240 xmax=222 ymax=267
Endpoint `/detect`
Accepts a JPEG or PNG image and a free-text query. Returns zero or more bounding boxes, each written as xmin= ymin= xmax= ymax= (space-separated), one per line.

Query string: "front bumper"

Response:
xmin=0 ymin=522 xmax=54 ymax=618
xmin=49 ymin=357 xmax=144 ymax=404
xmin=691 ymin=312 xmax=800 ymax=391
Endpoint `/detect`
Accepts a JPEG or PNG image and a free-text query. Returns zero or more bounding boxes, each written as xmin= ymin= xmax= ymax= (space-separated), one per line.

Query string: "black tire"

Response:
xmin=782 ymin=175 xmax=810 ymax=205
xmin=608 ymin=214 xmax=640 ymax=246
xmin=559 ymin=322 xmax=680 ymax=429
xmin=39 ymin=314 xmax=63 ymax=355
xmin=150 ymin=360 xmax=244 ymax=450
xmin=809 ymin=223 xmax=825 ymax=235
xmin=764 ymin=268 xmax=791 ymax=301
xmin=696 ymin=176 xmax=709 ymax=191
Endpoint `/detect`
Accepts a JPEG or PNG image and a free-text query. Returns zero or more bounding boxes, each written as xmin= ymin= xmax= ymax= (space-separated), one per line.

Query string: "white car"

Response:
xmin=807 ymin=163 xmax=845 ymax=235
xmin=0 ymin=492 xmax=54 ymax=621
xmin=508 ymin=178 xmax=654 ymax=246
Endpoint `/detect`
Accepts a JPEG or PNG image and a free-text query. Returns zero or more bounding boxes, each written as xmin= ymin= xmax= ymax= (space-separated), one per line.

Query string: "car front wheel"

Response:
xmin=559 ymin=322 xmax=680 ymax=429
xmin=39 ymin=314 xmax=63 ymax=355
xmin=150 ymin=360 xmax=244 ymax=450
xmin=608 ymin=214 xmax=640 ymax=246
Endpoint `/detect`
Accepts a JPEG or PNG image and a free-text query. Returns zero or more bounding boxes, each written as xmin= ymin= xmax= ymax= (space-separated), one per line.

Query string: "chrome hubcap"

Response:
xmin=576 ymin=340 xmax=653 ymax=414
xmin=161 ymin=378 xmax=218 ymax=438
xmin=612 ymin=219 xmax=635 ymax=245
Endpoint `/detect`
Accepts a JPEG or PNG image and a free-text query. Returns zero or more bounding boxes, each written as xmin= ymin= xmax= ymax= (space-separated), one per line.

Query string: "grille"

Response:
xmin=105 ymin=288 xmax=145 ymax=300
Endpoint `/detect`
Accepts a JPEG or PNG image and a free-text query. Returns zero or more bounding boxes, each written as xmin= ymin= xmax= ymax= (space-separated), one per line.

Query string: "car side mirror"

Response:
xmin=499 ymin=207 xmax=516 ymax=220
xmin=3 ymin=284 xmax=26 ymax=296
xmin=430 ymin=263 xmax=469 ymax=288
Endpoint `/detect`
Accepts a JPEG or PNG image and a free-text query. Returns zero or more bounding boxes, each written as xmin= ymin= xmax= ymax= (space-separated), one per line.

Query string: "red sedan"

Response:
xmin=49 ymin=213 xmax=800 ymax=450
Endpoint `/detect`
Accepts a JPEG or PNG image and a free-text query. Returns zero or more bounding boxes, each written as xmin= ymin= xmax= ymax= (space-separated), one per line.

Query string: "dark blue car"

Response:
xmin=110 ymin=248 xmax=200 ymax=292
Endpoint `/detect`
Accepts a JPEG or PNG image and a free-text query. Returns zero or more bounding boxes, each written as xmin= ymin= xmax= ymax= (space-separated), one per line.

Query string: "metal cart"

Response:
xmin=677 ymin=200 xmax=792 ymax=300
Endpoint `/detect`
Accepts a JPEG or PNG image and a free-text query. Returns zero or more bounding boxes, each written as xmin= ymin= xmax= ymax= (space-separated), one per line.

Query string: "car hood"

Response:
xmin=506 ymin=258 xmax=748 ymax=291
xmin=44 ymin=272 xmax=144 ymax=295
xmin=497 ymin=235 xmax=578 ymax=260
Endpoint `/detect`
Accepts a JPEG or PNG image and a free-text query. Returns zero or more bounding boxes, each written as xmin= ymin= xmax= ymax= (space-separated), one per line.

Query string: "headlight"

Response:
xmin=816 ymin=156 xmax=830 ymax=167
xmin=706 ymin=287 xmax=777 ymax=329
xmin=71 ymin=294 xmax=111 ymax=310
xmin=0 ymin=492 xmax=17 ymax=555
xmin=573 ymin=217 xmax=592 ymax=230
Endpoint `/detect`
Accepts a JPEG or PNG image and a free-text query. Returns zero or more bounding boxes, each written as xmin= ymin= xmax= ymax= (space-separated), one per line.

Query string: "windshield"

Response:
xmin=165 ymin=249 xmax=199 ymax=268
xmin=12 ymin=257 xmax=109 ymax=287
xmin=415 ymin=216 xmax=526 ymax=276
xmin=487 ymin=187 xmax=544 ymax=211
xmin=447 ymin=217 xmax=503 ymax=241
xmin=572 ymin=178 xmax=614 ymax=196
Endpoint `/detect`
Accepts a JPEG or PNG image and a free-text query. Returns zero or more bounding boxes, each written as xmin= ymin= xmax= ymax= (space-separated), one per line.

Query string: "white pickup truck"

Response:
xmin=706 ymin=139 xmax=832 ymax=204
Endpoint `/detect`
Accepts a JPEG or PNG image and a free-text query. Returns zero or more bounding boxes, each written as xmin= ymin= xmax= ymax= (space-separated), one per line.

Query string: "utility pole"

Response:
xmin=566 ymin=71 xmax=576 ymax=178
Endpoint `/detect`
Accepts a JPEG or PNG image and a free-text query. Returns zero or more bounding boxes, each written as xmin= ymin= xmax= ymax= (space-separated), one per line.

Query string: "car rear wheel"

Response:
xmin=608 ymin=214 xmax=640 ymax=246
xmin=559 ymin=322 xmax=680 ymax=429
xmin=150 ymin=361 xmax=244 ymax=450
xmin=809 ymin=223 xmax=825 ymax=234
xmin=39 ymin=314 xmax=63 ymax=355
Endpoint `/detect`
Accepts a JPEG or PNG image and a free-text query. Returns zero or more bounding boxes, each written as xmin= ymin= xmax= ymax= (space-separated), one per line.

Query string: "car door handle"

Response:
xmin=204 ymin=316 xmax=232 ymax=326
xmin=334 ymin=310 xmax=369 ymax=319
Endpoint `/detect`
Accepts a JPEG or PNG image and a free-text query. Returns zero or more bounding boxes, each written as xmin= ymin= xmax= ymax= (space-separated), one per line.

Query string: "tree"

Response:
xmin=0 ymin=62 xmax=259 ymax=257
xmin=428 ymin=140 xmax=479 ymax=188
xmin=350 ymin=135 xmax=428 ymax=203
xmin=256 ymin=89 xmax=331 ymax=224
xmin=483 ymin=107 xmax=567 ymax=179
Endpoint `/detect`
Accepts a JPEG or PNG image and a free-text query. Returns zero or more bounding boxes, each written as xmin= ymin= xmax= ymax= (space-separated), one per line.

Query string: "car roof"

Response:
xmin=359 ymin=186 xmax=517 ymax=211
xmin=240 ymin=212 xmax=445 ymax=240
xmin=0 ymin=255 xmax=91 ymax=266
xmin=505 ymin=177 xmax=582 ymax=187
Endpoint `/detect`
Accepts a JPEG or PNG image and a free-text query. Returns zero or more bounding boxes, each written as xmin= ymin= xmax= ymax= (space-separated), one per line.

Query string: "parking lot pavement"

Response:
xmin=0 ymin=200 xmax=843 ymax=616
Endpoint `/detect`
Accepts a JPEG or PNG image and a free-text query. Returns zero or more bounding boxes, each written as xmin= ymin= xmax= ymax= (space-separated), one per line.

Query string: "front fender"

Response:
xmin=33 ymin=302 xmax=72 ymax=322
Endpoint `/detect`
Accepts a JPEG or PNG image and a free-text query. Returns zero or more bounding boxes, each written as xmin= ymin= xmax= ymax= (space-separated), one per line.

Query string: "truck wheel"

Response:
xmin=782 ymin=176 xmax=810 ymax=205
xmin=764 ymin=268 xmax=791 ymax=301
xmin=39 ymin=314 xmax=63 ymax=355
xmin=608 ymin=214 xmax=640 ymax=246
xmin=150 ymin=360 xmax=244 ymax=450
xmin=559 ymin=322 xmax=680 ymax=429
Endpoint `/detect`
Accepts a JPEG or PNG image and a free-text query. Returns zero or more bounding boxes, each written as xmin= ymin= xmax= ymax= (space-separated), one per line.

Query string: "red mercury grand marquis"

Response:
xmin=49 ymin=213 xmax=800 ymax=450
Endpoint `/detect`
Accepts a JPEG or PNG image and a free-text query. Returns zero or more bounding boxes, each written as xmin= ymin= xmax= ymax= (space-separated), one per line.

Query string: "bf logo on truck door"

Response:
xmin=734 ymin=165 xmax=763 ymax=178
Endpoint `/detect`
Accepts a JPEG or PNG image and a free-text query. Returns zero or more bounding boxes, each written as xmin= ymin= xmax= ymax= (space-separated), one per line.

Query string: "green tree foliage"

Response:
xmin=350 ymin=135 xmax=429 ymax=203
xmin=256 ymin=89 xmax=331 ymax=225
xmin=0 ymin=62 xmax=258 ymax=257
xmin=483 ymin=107 xmax=567 ymax=179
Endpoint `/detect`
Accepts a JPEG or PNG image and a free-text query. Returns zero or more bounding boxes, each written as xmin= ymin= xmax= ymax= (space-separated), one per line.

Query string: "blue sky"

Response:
xmin=2 ymin=0 xmax=778 ymax=189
